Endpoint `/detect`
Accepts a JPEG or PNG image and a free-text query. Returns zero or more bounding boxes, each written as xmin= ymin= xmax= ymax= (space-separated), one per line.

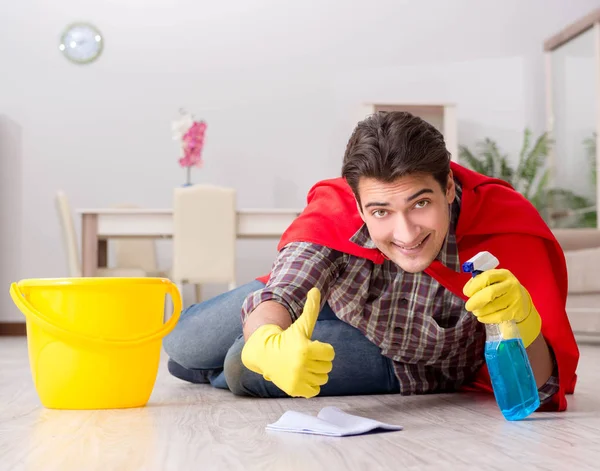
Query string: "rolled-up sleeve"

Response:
xmin=241 ymin=242 xmax=345 ymax=323
xmin=538 ymin=346 xmax=560 ymax=405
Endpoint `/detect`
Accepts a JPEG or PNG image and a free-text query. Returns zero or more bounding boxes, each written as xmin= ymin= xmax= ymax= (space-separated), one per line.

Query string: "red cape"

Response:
xmin=258 ymin=162 xmax=579 ymax=411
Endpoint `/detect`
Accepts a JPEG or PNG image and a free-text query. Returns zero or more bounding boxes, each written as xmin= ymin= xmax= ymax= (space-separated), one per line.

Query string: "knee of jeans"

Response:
xmin=162 ymin=326 xmax=186 ymax=366
xmin=223 ymin=340 xmax=254 ymax=396
xmin=162 ymin=303 xmax=222 ymax=369
xmin=162 ymin=320 xmax=206 ymax=370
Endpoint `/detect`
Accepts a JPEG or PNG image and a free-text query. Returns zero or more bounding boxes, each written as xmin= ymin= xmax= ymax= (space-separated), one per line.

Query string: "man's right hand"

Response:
xmin=240 ymin=288 xmax=335 ymax=398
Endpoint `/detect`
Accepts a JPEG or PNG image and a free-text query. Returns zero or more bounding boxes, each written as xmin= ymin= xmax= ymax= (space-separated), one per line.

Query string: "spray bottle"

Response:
xmin=462 ymin=251 xmax=540 ymax=421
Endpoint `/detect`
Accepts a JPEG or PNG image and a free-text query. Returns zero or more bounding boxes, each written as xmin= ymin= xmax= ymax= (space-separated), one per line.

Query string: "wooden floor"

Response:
xmin=1 ymin=337 xmax=600 ymax=471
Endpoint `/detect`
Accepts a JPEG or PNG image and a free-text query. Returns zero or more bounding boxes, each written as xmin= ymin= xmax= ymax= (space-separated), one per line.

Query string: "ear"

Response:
xmin=445 ymin=170 xmax=456 ymax=204
xmin=356 ymin=198 xmax=366 ymax=223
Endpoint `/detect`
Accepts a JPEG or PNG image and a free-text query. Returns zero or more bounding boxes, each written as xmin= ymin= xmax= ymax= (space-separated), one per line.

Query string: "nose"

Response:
xmin=393 ymin=214 xmax=421 ymax=246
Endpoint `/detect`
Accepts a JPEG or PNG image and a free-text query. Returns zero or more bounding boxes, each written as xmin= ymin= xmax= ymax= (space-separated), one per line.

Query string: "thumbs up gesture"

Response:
xmin=241 ymin=288 xmax=335 ymax=398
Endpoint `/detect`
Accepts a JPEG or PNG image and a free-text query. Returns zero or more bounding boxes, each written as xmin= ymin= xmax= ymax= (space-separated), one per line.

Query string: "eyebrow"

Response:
xmin=364 ymin=188 xmax=434 ymax=209
xmin=405 ymin=188 xmax=434 ymax=202
xmin=364 ymin=201 xmax=390 ymax=209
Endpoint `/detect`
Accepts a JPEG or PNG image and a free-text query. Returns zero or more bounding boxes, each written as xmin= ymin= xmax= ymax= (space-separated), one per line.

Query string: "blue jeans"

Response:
xmin=163 ymin=280 xmax=400 ymax=397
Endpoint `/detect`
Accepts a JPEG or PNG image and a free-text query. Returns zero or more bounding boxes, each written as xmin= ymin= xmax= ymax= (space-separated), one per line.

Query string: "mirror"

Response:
xmin=547 ymin=25 xmax=598 ymax=228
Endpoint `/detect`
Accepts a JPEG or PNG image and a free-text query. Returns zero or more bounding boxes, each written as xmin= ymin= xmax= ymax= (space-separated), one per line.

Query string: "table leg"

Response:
xmin=81 ymin=214 xmax=98 ymax=276
xmin=98 ymin=240 xmax=108 ymax=268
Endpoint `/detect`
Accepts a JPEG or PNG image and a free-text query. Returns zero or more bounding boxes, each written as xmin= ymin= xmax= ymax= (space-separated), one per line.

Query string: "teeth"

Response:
xmin=400 ymin=237 xmax=426 ymax=250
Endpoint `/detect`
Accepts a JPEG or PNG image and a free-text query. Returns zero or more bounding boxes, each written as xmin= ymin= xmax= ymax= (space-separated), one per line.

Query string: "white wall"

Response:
xmin=1 ymin=0 xmax=600 ymax=320
xmin=0 ymin=116 xmax=23 ymax=321
xmin=329 ymin=57 xmax=528 ymax=164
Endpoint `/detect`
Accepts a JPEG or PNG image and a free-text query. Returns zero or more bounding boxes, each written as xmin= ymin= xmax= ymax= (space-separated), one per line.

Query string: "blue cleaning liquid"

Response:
xmin=484 ymin=337 xmax=540 ymax=421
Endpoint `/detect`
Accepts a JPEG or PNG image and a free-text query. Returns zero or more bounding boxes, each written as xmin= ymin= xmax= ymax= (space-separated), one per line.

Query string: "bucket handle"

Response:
xmin=9 ymin=281 xmax=182 ymax=348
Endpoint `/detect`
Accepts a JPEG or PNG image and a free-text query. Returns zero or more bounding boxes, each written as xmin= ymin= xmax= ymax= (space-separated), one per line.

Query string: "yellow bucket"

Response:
xmin=9 ymin=277 xmax=181 ymax=410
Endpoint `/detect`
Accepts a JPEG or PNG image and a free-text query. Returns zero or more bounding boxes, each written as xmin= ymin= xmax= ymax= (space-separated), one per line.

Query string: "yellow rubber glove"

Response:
xmin=241 ymin=288 xmax=335 ymax=398
xmin=463 ymin=269 xmax=542 ymax=348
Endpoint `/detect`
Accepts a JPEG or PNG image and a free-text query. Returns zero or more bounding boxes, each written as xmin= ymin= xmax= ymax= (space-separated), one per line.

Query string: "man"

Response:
xmin=164 ymin=111 xmax=579 ymax=411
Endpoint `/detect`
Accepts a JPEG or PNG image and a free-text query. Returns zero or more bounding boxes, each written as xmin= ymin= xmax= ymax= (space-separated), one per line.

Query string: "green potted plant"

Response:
xmin=459 ymin=129 xmax=596 ymax=228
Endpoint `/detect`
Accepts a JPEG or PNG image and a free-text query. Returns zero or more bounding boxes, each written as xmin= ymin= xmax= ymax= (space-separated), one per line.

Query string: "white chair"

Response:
xmin=55 ymin=190 xmax=146 ymax=277
xmin=171 ymin=184 xmax=237 ymax=303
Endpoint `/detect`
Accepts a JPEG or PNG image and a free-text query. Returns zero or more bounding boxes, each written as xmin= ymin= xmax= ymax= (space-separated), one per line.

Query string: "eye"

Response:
xmin=371 ymin=209 xmax=388 ymax=218
xmin=414 ymin=199 xmax=430 ymax=209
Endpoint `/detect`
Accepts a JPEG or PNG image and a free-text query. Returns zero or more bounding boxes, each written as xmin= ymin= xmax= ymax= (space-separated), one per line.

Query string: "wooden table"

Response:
xmin=77 ymin=208 xmax=301 ymax=276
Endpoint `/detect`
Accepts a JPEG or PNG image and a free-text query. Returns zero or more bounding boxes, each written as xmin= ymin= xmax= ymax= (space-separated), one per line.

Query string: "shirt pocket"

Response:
xmin=393 ymin=292 xmax=482 ymax=365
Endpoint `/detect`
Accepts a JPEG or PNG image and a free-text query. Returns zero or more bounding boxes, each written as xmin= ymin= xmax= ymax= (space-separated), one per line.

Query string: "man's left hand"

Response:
xmin=463 ymin=269 xmax=542 ymax=347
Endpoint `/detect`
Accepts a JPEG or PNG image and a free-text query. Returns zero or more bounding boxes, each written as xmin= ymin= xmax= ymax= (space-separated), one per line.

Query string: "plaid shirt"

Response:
xmin=242 ymin=182 xmax=559 ymax=402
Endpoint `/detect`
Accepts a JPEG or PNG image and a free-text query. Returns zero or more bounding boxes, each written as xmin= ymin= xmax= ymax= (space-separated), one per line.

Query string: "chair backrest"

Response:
xmin=55 ymin=190 xmax=82 ymax=277
xmin=172 ymin=184 xmax=236 ymax=284
xmin=112 ymin=204 xmax=159 ymax=273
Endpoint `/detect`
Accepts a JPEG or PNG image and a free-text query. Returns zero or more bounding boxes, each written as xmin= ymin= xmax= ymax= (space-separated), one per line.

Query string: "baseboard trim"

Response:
xmin=0 ymin=322 xmax=26 ymax=336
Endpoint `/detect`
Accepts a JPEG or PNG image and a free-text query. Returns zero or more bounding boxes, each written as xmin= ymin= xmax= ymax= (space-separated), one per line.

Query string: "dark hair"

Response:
xmin=341 ymin=111 xmax=451 ymax=205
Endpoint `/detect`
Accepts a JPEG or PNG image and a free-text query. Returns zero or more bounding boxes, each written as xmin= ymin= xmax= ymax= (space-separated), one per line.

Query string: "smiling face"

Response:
xmin=357 ymin=172 xmax=456 ymax=273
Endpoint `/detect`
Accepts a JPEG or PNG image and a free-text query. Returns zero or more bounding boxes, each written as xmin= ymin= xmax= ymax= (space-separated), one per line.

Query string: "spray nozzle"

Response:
xmin=462 ymin=251 xmax=500 ymax=277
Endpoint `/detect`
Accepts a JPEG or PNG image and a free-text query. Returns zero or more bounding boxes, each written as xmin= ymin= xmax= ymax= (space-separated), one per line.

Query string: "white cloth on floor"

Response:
xmin=266 ymin=406 xmax=403 ymax=437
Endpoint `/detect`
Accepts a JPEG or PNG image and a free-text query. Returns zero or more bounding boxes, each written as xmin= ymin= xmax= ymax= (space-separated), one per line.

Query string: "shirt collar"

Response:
xmin=349 ymin=224 xmax=378 ymax=249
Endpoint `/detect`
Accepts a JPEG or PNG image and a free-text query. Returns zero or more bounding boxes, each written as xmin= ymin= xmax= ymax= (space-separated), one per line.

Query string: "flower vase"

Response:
xmin=182 ymin=166 xmax=193 ymax=187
